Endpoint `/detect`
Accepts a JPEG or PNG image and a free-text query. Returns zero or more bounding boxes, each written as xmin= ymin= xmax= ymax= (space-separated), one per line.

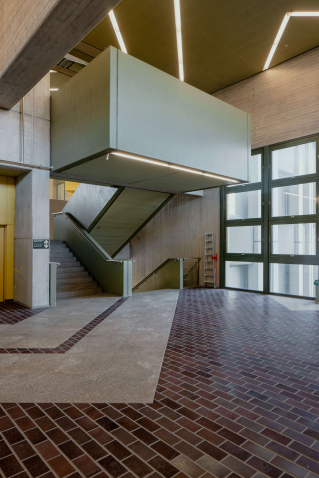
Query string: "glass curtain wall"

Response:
xmin=220 ymin=135 xmax=319 ymax=298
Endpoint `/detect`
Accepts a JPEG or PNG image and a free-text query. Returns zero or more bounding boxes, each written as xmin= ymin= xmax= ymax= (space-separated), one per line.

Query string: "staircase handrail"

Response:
xmin=132 ymin=257 xmax=200 ymax=291
xmin=52 ymin=212 xmax=128 ymax=264
xmin=183 ymin=258 xmax=201 ymax=280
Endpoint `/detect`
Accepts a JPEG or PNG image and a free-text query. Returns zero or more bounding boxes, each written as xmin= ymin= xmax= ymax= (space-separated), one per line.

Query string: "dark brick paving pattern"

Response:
xmin=1 ymin=289 xmax=319 ymax=478
xmin=0 ymin=302 xmax=48 ymax=325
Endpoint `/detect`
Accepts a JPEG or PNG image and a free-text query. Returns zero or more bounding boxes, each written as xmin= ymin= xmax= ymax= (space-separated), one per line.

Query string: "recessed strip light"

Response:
xmin=290 ymin=12 xmax=319 ymax=16
xmin=263 ymin=13 xmax=290 ymax=70
xmin=264 ymin=12 xmax=319 ymax=70
xmin=50 ymin=88 xmax=59 ymax=91
xmin=109 ymin=10 xmax=127 ymax=54
xmin=174 ymin=0 xmax=184 ymax=81
xmin=50 ymin=70 xmax=56 ymax=73
xmin=110 ymin=151 xmax=239 ymax=183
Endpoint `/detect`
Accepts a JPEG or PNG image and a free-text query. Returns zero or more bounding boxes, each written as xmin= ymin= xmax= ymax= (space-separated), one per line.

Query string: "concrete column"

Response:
xmin=14 ymin=169 xmax=50 ymax=308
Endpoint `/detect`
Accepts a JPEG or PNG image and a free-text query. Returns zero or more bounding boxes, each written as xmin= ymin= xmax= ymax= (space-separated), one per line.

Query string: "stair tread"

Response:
xmin=51 ymin=256 xmax=73 ymax=260
xmin=57 ymin=270 xmax=88 ymax=276
xmin=54 ymin=241 xmax=101 ymax=297
xmin=57 ymin=262 xmax=82 ymax=267
xmin=57 ymin=282 xmax=98 ymax=292
xmin=59 ymin=277 xmax=93 ymax=284
xmin=57 ymin=288 xmax=102 ymax=299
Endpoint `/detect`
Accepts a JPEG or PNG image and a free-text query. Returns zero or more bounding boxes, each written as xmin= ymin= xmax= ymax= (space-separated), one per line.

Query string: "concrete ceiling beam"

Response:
xmin=0 ymin=0 xmax=121 ymax=110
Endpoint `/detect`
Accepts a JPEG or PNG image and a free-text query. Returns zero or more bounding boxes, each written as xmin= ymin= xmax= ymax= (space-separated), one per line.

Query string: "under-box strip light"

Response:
xmin=110 ymin=151 xmax=239 ymax=183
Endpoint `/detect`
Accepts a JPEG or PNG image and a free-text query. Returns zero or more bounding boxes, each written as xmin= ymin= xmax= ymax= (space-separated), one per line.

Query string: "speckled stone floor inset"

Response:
xmin=0 ymin=291 xmax=179 ymax=403
xmin=1 ymin=289 xmax=319 ymax=478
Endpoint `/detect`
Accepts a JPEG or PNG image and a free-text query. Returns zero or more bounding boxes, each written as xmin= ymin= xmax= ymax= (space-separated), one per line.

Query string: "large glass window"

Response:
xmin=272 ymin=223 xmax=316 ymax=255
xmin=272 ymin=182 xmax=316 ymax=217
xmin=227 ymin=190 xmax=261 ymax=220
xmin=249 ymin=154 xmax=262 ymax=183
xmin=227 ymin=226 xmax=261 ymax=254
xmin=270 ymin=264 xmax=319 ymax=297
xmin=226 ymin=262 xmax=263 ymax=291
xmin=272 ymin=141 xmax=316 ymax=180
xmin=221 ymin=134 xmax=319 ymax=298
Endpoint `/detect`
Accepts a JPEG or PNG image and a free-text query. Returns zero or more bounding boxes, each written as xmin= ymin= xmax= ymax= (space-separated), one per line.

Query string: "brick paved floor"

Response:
xmin=0 ymin=302 xmax=48 ymax=325
xmin=1 ymin=289 xmax=319 ymax=478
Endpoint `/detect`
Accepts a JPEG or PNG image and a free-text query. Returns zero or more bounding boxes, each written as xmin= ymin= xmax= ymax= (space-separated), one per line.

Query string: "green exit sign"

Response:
xmin=33 ymin=239 xmax=50 ymax=249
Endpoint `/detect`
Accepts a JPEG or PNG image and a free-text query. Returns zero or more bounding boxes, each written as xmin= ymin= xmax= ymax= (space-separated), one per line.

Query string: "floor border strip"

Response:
xmin=0 ymin=297 xmax=129 ymax=354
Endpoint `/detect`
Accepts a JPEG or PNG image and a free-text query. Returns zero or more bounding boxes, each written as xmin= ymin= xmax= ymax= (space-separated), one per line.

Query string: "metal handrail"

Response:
xmin=133 ymin=257 xmax=201 ymax=291
xmin=52 ymin=212 xmax=126 ymax=264
xmin=183 ymin=258 xmax=201 ymax=280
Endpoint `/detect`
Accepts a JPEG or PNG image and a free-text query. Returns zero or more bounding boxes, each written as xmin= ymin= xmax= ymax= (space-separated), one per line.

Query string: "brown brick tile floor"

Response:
xmin=1 ymin=289 xmax=319 ymax=478
xmin=0 ymin=302 xmax=48 ymax=325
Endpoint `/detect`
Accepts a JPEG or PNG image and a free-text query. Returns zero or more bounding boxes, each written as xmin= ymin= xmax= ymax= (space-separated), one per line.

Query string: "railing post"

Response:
xmin=123 ymin=260 xmax=133 ymax=297
xmin=179 ymin=259 xmax=183 ymax=289
xmin=49 ymin=262 xmax=59 ymax=306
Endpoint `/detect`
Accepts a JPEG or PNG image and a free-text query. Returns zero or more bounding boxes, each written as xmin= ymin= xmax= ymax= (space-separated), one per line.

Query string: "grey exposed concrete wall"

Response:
xmin=15 ymin=170 xmax=50 ymax=308
xmin=0 ymin=74 xmax=50 ymax=165
xmin=0 ymin=0 xmax=121 ymax=109
xmin=0 ymin=74 xmax=51 ymax=308
xmin=50 ymin=200 xmax=68 ymax=240
xmin=63 ymin=183 xmax=118 ymax=231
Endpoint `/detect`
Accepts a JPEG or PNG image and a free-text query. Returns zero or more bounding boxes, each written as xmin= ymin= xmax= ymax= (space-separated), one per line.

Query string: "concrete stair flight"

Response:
xmin=50 ymin=240 xmax=102 ymax=299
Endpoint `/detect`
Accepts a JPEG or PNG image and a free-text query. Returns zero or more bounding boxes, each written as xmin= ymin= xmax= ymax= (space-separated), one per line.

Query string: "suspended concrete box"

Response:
xmin=51 ymin=47 xmax=250 ymax=193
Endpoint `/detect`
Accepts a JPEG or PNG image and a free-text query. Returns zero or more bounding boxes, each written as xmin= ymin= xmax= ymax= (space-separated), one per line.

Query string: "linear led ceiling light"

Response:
xmin=110 ymin=151 xmax=239 ymax=183
xmin=174 ymin=0 xmax=184 ymax=81
xmin=109 ymin=10 xmax=127 ymax=53
xmin=264 ymin=12 xmax=319 ymax=70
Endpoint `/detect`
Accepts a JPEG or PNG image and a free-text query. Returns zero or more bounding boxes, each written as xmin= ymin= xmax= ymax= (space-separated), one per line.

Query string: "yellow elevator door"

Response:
xmin=0 ymin=227 xmax=4 ymax=302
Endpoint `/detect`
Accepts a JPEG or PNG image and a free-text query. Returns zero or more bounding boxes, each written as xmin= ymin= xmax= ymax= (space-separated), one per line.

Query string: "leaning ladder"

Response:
xmin=204 ymin=233 xmax=217 ymax=288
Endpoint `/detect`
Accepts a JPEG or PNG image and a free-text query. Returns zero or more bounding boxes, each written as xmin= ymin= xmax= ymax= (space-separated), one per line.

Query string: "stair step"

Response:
xmin=57 ymin=262 xmax=83 ymax=269
xmin=50 ymin=254 xmax=76 ymax=262
xmin=50 ymin=250 xmax=73 ymax=256
xmin=58 ymin=276 xmax=93 ymax=284
xmin=57 ymin=287 xmax=102 ymax=299
xmin=57 ymin=282 xmax=98 ymax=292
xmin=57 ymin=270 xmax=89 ymax=278
xmin=57 ymin=266 xmax=85 ymax=273
xmin=52 ymin=241 xmax=102 ymax=298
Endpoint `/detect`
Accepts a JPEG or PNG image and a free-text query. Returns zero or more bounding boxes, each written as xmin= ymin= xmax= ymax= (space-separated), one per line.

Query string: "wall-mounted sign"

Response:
xmin=33 ymin=239 xmax=50 ymax=249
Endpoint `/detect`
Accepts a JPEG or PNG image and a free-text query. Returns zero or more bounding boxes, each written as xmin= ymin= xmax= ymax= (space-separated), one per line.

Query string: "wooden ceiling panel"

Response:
xmin=51 ymin=0 xmax=319 ymax=95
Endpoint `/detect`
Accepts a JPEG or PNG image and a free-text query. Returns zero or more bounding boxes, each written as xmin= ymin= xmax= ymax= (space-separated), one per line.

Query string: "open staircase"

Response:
xmin=50 ymin=240 xmax=102 ymax=299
